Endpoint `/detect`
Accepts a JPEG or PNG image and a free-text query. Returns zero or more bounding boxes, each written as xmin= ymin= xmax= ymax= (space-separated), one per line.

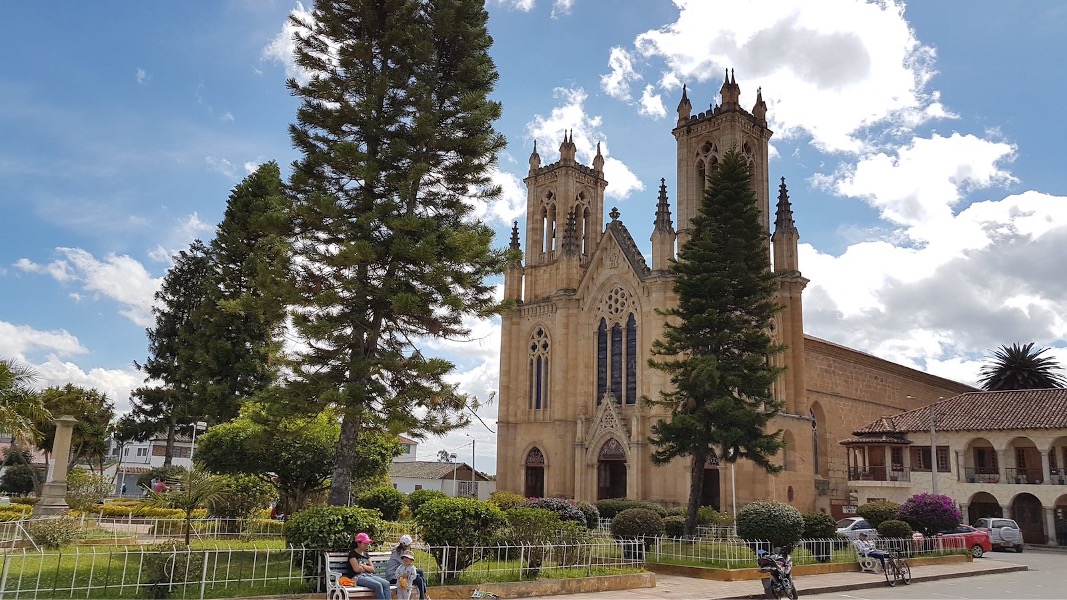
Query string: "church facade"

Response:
xmin=495 ymin=72 xmax=973 ymax=513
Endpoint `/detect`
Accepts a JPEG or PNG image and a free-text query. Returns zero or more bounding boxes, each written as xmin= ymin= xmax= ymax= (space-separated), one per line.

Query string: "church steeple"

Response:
xmin=503 ymin=221 xmax=524 ymax=301
xmin=509 ymin=220 xmax=521 ymax=251
xmin=773 ymin=177 xmax=797 ymax=237
xmin=528 ymin=140 xmax=541 ymax=173
xmin=592 ymin=141 xmax=604 ymax=173
xmin=752 ymin=86 xmax=767 ymax=125
xmin=559 ymin=130 xmax=577 ymax=162
xmin=719 ymin=68 xmax=741 ymax=108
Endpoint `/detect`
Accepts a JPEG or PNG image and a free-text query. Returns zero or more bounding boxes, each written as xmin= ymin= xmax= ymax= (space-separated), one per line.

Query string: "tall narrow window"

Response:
xmin=597 ymin=319 xmax=608 ymax=403
xmin=596 ymin=288 xmax=638 ymax=406
xmin=625 ymin=314 xmax=637 ymax=404
xmin=528 ymin=327 xmax=550 ymax=410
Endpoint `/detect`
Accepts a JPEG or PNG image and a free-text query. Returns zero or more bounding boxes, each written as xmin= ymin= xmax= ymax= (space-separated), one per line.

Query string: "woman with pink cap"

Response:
xmin=347 ymin=532 xmax=390 ymax=600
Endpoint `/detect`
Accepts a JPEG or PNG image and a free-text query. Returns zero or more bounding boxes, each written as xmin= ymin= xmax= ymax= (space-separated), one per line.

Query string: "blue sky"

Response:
xmin=3 ymin=1 xmax=1067 ymax=475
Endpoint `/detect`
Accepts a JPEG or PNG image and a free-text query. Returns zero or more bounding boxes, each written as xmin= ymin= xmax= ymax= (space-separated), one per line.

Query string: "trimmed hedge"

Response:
xmin=284 ymin=505 xmax=384 ymax=552
xmin=487 ymin=490 xmax=526 ymax=510
xmin=857 ymin=501 xmax=900 ymax=529
xmin=802 ymin=512 xmax=837 ymax=539
xmin=354 ymin=486 xmax=406 ymax=522
xmin=610 ymin=507 xmax=664 ymax=540
xmin=736 ymin=500 xmax=804 ymax=549
xmin=877 ymin=519 xmax=913 ymax=538
xmin=595 ymin=499 xmax=667 ymax=519
xmin=408 ymin=489 xmax=449 ymax=515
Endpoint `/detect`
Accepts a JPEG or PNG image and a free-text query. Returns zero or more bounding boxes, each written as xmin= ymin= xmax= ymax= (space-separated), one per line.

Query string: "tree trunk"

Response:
xmin=685 ymin=450 xmax=706 ymax=536
xmin=327 ymin=412 xmax=362 ymax=505
xmin=164 ymin=415 xmax=176 ymax=466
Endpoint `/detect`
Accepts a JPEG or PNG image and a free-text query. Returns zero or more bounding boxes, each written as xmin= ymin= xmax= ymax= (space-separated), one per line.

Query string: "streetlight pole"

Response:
xmin=930 ymin=397 xmax=943 ymax=495
xmin=450 ymin=453 xmax=458 ymax=496
xmin=190 ymin=421 xmax=207 ymax=464
xmin=465 ymin=434 xmax=476 ymax=499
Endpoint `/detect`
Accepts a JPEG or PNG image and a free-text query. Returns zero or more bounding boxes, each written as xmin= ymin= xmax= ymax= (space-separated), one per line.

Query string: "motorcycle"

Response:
xmin=756 ymin=545 xmax=798 ymax=600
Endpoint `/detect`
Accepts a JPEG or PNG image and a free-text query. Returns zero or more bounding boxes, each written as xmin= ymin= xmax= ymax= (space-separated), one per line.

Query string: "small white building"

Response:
xmin=105 ymin=434 xmax=197 ymax=496
xmin=388 ymin=460 xmax=495 ymax=501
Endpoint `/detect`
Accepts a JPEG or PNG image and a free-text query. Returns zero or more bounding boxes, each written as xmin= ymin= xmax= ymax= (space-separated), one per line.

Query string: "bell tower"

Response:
xmin=672 ymin=70 xmax=772 ymax=248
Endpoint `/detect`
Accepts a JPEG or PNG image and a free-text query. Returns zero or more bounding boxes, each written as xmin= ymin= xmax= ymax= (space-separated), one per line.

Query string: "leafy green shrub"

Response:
xmin=26 ymin=516 xmax=78 ymax=549
xmin=736 ymin=500 xmax=804 ymax=549
xmin=610 ymin=507 xmax=664 ymax=540
xmin=495 ymin=508 xmax=559 ymax=577
xmin=0 ymin=505 xmax=30 ymax=521
xmin=663 ymin=515 xmax=686 ymax=537
xmin=98 ymin=503 xmax=206 ymax=519
xmin=666 ymin=507 xmax=686 ymax=517
xmin=416 ymin=497 xmax=505 ymax=579
xmin=575 ymin=500 xmax=600 ymax=529
xmin=209 ymin=475 xmax=277 ymax=520
xmin=487 ymin=490 xmax=526 ymax=510
xmin=140 ymin=543 xmax=206 ymax=599
xmin=699 ymin=506 xmax=733 ymax=526
xmin=857 ymin=501 xmax=900 ymax=529
xmin=802 ymin=512 xmax=837 ymax=539
xmin=595 ymin=498 xmax=668 ymax=519
xmin=284 ymin=505 xmax=383 ymax=552
xmin=65 ymin=469 xmax=112 ymax=512
xmin=0 ymin=464 xmax=39 ymax=495
xmin=355 ymin=486 xmax=406 ymax=522
xmin=877 ymin=519 xmax=913 ymax=538
xmin=10 ymin=497 xmax=39 ymax=506
xmin=896 ymin=493 xmax=960 ymax=536
xmin=408 ymin=489 xmax=449 ymax=515
xmin=521 ymin=497 xmax=586 ymax=526
xmin=137 ymin=466 xmax=187 ymax=491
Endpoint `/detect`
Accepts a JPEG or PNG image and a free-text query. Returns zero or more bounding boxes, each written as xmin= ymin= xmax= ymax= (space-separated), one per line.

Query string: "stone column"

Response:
xmin=1001 ymin=504 xmax=1011 ymax=520
xmin=33 ymin=415 xmax=78 ymax=517
xmin=1045 ymin=507 xmax=1058 ymax=546
xmin=997 ymin=449 xmax=1007 ymax=483
xmin=1040 ymin=450 xmax=1051 ymax=484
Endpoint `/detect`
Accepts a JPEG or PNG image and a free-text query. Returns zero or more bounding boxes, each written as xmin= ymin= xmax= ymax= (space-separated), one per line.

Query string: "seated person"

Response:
xmin=853 ymin=532 xmax=888 ymax=571
xmin=385 ymin=534 xmax=427 ymax=600
xmin=348 ymin=532 xmax=391 ymax=600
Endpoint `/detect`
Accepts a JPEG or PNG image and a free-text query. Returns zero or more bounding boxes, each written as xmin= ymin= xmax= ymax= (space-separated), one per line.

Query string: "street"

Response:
xmin=801 ymin=549 xmax=1066 ymax=599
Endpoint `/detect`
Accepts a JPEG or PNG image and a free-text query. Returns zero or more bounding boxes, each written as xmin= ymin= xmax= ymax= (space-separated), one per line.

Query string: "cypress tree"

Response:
xmin=284 ymin=0 xmax=508 ymax=504
xmin=647 ymin=149 xmax=786 ymax=534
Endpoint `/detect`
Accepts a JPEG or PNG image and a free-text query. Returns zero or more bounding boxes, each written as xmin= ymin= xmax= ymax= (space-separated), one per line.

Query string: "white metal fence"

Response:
xmin=0 ymin=516 xmax=285 ymax=550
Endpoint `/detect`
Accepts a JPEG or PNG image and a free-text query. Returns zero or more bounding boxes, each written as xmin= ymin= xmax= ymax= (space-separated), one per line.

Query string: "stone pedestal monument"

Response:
xmin=32 ymin=414 xmax=78 ymax=517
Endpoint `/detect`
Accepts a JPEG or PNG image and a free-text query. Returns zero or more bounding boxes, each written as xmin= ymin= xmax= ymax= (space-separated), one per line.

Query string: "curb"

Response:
xmin=717 ymin=564 xmax=1029 ymax=599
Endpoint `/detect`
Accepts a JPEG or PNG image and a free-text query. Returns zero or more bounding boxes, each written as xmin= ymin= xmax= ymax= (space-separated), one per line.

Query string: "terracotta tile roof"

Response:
xmin=853 ymin=389 xmax=1067 ymax=435
xmin=839 ymin=434 xmax=914 ymax=446
xmin=389 ymin=460 xmax=490 ymax=481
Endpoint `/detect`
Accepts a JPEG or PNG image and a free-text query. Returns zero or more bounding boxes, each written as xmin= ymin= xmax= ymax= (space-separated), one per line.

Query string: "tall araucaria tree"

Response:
xmin=192 ymin=161 xmax=291 ymax=424
xmin=131 ymin=240 xmax=213 ymax=464
xmin=646 ymin=149 xmax=786 ymax=535
xmin=284 ymin=0 xmax=510 ymax=504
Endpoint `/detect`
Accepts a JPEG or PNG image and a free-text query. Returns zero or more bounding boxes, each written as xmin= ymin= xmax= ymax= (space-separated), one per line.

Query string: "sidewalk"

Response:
xmin=523 ymin=557 xmax=1028 ymax=600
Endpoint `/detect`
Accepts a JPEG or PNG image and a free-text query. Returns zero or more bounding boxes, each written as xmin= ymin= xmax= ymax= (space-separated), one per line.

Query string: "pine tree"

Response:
xmin=132 ymin=240 xmax=213 ymax=464
xmin=647 ymin=149 xmax=786 ymax=534
xmin=193 ymin=162 xmax=290 ymax=423
xmin=284 ymin=0 xmax=509 ymax=504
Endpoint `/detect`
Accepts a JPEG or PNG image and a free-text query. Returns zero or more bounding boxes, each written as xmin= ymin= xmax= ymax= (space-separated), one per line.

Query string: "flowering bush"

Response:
xmin=895 ymin=493 xmax=960 ymax=535
xmin=521 ymin=497 xmax=587 ymax=526
xmin=575 ymin=500 xmax=600 ymax=528
xmin=26 ymin=516 xmax=79 ymax=549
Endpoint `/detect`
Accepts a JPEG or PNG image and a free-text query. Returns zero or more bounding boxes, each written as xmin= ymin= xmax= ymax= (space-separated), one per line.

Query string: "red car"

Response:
xmin=937 ymin=525 xmax=992 ymax=557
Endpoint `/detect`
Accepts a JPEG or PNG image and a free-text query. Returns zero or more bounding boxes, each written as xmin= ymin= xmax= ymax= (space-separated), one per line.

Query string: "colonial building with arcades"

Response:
xmin=495 ymin=72 xmax=973 ymax=513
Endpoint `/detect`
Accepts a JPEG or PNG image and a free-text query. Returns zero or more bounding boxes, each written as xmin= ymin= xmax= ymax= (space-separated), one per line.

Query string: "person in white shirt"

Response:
xmin=853 ymin=532 xmax=888 ymax=570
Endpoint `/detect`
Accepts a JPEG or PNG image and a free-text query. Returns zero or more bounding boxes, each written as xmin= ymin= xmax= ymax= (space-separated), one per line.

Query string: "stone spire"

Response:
xmin=677 ymin=83 xmax=692 ymax=125
xmin=592 ymin=141 xmax=604 ymax=172
xmin=773 ymin=177 xmax=796 ymax=235
xmin=752 ymin=86 xmax=767 ymax=125
xmin=559 ymin=130 xmax=577 ymax=162
xmin=653 ymin=178 xmax=674 ymax=234
xmin=509 ymin=220 xmax=521 ymax=251
xmin=528 ymin=140 xmax=541 ymax=173
xmin=561 ymin=208 xmax=579 ymax=257
xmin=719 ymin=68 xmax=741 ymax=108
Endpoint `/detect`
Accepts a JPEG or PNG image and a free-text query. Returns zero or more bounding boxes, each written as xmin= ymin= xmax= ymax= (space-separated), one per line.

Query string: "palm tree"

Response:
xmin=142 ymin=469 xmax=226 ymax=545
xmin=977 ymin=343 xmax=1067 ymax=390
xmin=0 ymin=358 xmax=50 ymax=442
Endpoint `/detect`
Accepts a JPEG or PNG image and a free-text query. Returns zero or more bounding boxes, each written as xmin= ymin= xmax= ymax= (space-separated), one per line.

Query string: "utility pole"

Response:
xmin=930 ymin=396 xmax=943 ymax=495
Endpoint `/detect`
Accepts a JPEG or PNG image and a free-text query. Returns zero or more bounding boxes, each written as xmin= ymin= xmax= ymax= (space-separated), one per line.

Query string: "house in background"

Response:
xmin=394 ymin=435 xmax=418 ymax=462
xmin=105 ymin=434 xmax=196 ymax=496
xmin=388 ymin=461 xmax=495 ymax=501
xmin=840 ymin=389 xmax=1067 ymax=546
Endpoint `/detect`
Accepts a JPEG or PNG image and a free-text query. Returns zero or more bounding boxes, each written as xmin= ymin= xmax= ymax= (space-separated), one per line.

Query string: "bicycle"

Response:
xmin=884 ymin=551 xmax=911 ymax=587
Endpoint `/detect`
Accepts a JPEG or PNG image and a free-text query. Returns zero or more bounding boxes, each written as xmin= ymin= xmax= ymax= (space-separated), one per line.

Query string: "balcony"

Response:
xmin=963 ymin=467 xmax=1000 ymax=484
xmin=1050 ymin=468 xmax=1067 ymax=485
xmin=847 ymin=466 xmax=911 ymax=482
xmin=1004 ymin=467 xmax=1043 ymax=485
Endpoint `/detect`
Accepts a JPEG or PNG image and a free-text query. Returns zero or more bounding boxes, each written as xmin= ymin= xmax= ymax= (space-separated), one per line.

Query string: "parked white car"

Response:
xmin=973 ymin=517 xmax=1024 ymax=552
xmin=836 ymin=516 xmax=878 ymax=540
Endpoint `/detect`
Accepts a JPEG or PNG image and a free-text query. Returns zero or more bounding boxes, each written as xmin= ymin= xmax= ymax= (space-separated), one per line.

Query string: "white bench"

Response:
xmin=324 ymin=551 xmax=397 ymax=600
xmin=853 ymin=543 xmax=881 ymax=573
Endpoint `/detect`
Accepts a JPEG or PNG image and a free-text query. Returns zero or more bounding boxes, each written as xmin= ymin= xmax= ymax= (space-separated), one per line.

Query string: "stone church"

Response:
xmin=495 ymin=72 xmax=973 ymax=513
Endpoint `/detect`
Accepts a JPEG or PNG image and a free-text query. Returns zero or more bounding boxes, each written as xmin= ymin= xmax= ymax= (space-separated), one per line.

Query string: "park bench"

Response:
xmin=324 ymin=550 xmax=397 ymax=600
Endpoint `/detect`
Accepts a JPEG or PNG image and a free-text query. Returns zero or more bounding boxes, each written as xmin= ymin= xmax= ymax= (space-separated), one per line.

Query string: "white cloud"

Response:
xmin=463 ymin=168 xmax=526 ymax=227
xmin=136 ymin=68 xmax=147 ymax=84
xmin=16 ymin=248 xmax=161 ymax=327
xmin=34 ymin=357 xmax=142 ymax=415
xmin=205 ymin=156 xmax=241 ymax=179
xmin=552 ymin=0 xmax=574 ymax=18
xmin=262 ymin=2 xmax=319 ymax=86
xmin=0 ymin=322 xmax=86 ymax=359
xmin=492 ymin=0 xmax=536 ymax=11
xmin=638 ymin=85 xmax=666 ymax=119
xmin=601 ymin=47 xmax=639 ymax=100
xmin=526 ymin=87 xmax=644 ymax=200
xmin=624 ymin=0 xmax=939 ymax=153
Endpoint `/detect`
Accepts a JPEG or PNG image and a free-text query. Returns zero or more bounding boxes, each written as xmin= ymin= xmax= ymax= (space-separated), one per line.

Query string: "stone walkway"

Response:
xmin=520 ymin=556 xmax=1028 ymax=600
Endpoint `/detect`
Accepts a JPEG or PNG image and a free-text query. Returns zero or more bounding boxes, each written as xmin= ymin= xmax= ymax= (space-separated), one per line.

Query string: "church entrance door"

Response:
xmin=701 ymin=463 xmax=720 ymax=510
xmin=524 ymin=448 xmax=545 ymax=498
xmin=597 ymin=438 xmax=627 ymax=500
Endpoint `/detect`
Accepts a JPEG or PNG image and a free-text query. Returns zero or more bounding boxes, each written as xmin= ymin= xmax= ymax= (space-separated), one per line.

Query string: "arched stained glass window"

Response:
xmin=625 ymin=313 xmax=637 ymax=404
xmin=528 ymin=327 xmax=550 ymax=410
xmin=597 ymin=319 xmax=608 ymax=402
xmin=595 ymin=288 xmax=638 ymax=406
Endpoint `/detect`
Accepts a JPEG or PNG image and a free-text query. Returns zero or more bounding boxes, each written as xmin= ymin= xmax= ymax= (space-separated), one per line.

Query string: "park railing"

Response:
xmin=0 ymin=516 xmax=285 ymax=549
xmin=0 ymin=544 xmax=314 ymax=599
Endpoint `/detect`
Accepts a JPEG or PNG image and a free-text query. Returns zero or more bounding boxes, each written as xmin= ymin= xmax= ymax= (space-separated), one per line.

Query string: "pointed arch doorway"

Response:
xmin=701 ymin=455 xmax=721 ymax=510
xmin=597 ymin=438 xmax=627 ymax=499
xmin=524 ymin=448 xmax=545 ymax=498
